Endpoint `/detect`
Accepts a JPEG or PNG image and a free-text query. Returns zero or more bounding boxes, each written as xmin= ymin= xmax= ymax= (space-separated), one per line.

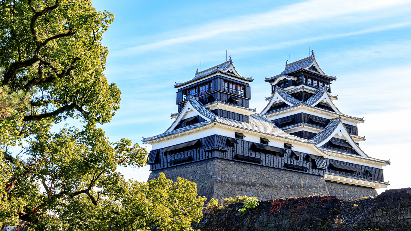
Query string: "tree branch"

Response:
xmin=28 ymin=0 xmax=60 ymax=44
xmin=23 ymin=102 xmax=84 ymax=121
xmin=24 ymin=74 xmax=56 ymax=90
xmin=85 ymin=191 xmax=98 ymax=206
xmin=24 ymin=57 xmax=79 ymax=90
xmin=2 ymin=57 xmax=39 ymax=86
xmin=39 ymin=29 xmax=75 ymax=50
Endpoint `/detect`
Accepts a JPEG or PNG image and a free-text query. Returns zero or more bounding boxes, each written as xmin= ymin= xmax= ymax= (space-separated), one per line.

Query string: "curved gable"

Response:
xmin=261 ymin=90 xmax=299 ymax=115
xmin=313 ymin=119 xmax=367 ymax=157
xmin=305 ymin=88 xmax=341 ymax=114
xmin=165 ymin=99 xmax=214 ymax=133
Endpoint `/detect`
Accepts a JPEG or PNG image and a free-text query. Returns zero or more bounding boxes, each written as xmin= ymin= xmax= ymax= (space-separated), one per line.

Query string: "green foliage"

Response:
xmin=205 ymin=198 xmax=219 ymax=211
xmin=223 ymin=195 xmax=258 ymax=206
xmin=237 ymin=197 xmax=259 ymax=215
xmin=0 ymin=0 xmax=206 ymax=230
xmin=219 ymin=196 xmax=259 ymax=215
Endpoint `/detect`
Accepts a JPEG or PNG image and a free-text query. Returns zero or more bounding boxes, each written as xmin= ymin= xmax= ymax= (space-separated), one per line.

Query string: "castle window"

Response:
xmin=227 ymin=137 xmax=238 ymax=147
xmin=260 ymin=137 xmax=269 ymax=145
xmin=235 ymin=132 xmax=245 ymax=139
xmin=251 ymin=143 xmax=285 ymax=156
xmin=182 ymin=81 xmax=212 ymax=101
xmin=237 ymin=84 xmax=244 ymax=96
xmin=224 ymin=81 xmax=245 ymax=97
xmin=189 ymin=88 xmax=198 ymax=97
xmin=284 ymin=163 xmax=308 ymax=171
xmin=199 ymin=82 xmax=211 ymax=95
xmin=161 ymin=139 xmax=202 ymax=154
xmin=319 ymin=81 xmax=323 ymax=87
xmin=289 ymin=150 xmax=301 ymax=160
xmin=284 ymin=143 xmax=293 ymax=149
xmin=313 ymin=79 xmax=318 ymax=87
xmin=307 ymin=78 xmax=312 ymax=85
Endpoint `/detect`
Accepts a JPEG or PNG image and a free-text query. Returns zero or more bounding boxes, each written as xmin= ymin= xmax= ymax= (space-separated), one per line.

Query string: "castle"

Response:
xmin=143 ymin=52 xmax=389 ymax=200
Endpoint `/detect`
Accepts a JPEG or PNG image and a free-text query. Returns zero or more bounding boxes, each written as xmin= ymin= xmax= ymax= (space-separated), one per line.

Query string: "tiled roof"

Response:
xmin=189 ymin=97 xmax=217 ymax=120
xmin=174 ymin=59 xmax=253 ymax=88
xmin=304 ymin=87 xmax=327 ymax=106
xmin=266 ymin=54 xmax=336 ymax=81
xmin=310 ymin=118 xmax=341 ymax=144
xmin=276 ymin=87 xmax=302 ymax=106
xmin=309 ymin=117 xmax=368 ymax=157
xmin=261 ymin=87 xmax=301 ymax=115
xmin=264 ymin=74 xmax=294 ymax=83
xmin=143 ymin=98 xmax=308 ymax=143
xmin=143 ymin=121 xmax=212 ymax=142
xmin=194 ymin=60 xmax=233 ymax=79
xmin=304 ymin=87 xmax=341 ymax=114
xmin=203 ymin=100 xmax=257 ymax=112
xmin=282 ymin=57 xmax=315 ymax=75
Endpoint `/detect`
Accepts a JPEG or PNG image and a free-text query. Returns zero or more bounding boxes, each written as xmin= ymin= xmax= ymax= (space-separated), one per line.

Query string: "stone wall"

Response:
xmin=326 ymin=181 xmax=377 ymax=200
xmin=193 ymin=188 xmax=411 ymax=231
xmin=149 ymin=159 xmax=378 ymax=201
xmin=212 ymin=159 xmax=329 ymax=201
xmin=149 ymin=160 xmax=216 ymax=200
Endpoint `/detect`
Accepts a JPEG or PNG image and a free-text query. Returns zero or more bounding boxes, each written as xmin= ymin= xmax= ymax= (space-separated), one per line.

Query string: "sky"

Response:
xmin=92 ymin=0 xmax=411 ymax=193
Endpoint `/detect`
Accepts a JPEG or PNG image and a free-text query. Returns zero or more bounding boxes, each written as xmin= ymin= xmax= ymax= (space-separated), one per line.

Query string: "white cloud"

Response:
xmin=232 ymin=22 xmax=411 ymax=54
xmin=361 ymin=117 xmax=411 ymax=194
xmin=116 ymin=0 xmax=411 ymax=55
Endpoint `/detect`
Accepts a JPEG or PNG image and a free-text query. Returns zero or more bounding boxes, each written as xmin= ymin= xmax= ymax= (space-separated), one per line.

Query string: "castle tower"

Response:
xmin=143 ymin=54 xmax=389 ymax=201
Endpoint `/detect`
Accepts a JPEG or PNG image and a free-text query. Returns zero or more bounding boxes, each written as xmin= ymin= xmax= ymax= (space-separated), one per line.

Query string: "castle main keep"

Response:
xmin=143 ymin=52 xmax=389 ymax=200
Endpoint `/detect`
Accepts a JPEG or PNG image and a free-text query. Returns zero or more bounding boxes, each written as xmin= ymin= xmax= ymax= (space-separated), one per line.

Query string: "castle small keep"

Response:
xmin=143 ymin=52 xmax=390 ymax=200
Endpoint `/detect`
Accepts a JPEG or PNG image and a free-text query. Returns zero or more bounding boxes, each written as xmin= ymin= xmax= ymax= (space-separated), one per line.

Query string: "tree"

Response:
xmin=0 ymin=0 xmax=206 ymax=230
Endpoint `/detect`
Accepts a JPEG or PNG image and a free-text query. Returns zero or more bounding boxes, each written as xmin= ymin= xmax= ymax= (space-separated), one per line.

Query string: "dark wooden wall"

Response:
xmin=211 ymin=109 xmax=249 ymax=123
xmin=174 ymin=115 xmax=206 ymax=130
xmin=266 ymin=102 xmax=289 ymax=114
xmin=328 ymin=159 xmax=384 ymax=182
xmin=147 ymin=135 xmax=384 ymax=182
xmin=321 ymin=137 xmax=360 ymax=156
xmin=271 ymin=113 xmax=358 ymax=136
xmin=176 ymin=75 xmax=252 ymax=112
xmin=290 ymin=131 xmax=317 ymax=139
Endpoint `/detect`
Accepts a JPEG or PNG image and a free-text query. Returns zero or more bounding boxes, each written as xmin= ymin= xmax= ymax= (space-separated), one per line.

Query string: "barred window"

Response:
xmin=182 ymin=81 xmax=212 ymax=100
xmin=224 ymin=81 xmax=245 ymax=97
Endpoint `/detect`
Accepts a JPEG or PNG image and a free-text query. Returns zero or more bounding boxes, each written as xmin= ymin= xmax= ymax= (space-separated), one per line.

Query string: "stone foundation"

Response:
xmin=148 ymin=159 xmax=377 ymax=201
xmin=325 ymin=181 xmax=377 ymax=199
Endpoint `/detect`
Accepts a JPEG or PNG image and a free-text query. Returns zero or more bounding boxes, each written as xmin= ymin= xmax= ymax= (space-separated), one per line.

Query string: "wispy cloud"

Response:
xmin=116 ymin=0 xmax=410 ymax=56
xmin=232 ymin=22 xmax=411 ymax=54
xmin=108 ymin=22 xmax=411 ymax=85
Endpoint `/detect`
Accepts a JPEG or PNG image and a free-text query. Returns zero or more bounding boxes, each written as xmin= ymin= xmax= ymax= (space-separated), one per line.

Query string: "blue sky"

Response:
xmin=92 ymin=0 xmax=411 ymax=193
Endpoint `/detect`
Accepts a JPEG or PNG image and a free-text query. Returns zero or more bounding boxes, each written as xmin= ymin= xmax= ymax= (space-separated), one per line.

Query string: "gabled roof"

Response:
xmin=143 ymin=97 xmax=307 ymax=143
xmin=175 ymin=58 xmax=253 ymax=88
xmin=311 ymin=117 xmax=368 ymax=157
xmin=304 ymin=87 xmax=341 ymax=114
xmin=265 ymin=52 xmax=337 ymax=82
xmin=263 ymin=74 xmax=296 ymax=85
xmin=261 ymin=87 xmax=301 ymax=115
xmin=165 ymin=97 xmax=215 ymax=133
xmin=283 ymin=55 xmax=323 ymax=75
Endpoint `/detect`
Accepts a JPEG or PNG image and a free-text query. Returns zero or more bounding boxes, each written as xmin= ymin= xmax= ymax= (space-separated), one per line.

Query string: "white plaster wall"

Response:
xmin=151 ymin=127 xmax=217 ymax=149
xmin=182 ymin=110 xmax=201 ymax=119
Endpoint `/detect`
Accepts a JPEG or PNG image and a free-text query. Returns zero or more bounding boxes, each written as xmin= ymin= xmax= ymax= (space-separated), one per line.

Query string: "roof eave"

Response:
xmin=175 ymin=71 xmax=254 ymax=88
